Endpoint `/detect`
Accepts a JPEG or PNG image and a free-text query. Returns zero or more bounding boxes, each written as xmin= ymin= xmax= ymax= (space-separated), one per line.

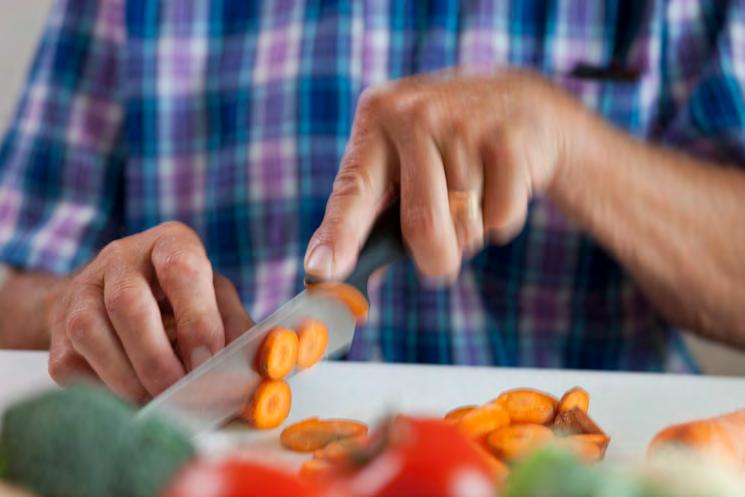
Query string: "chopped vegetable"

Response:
xmin=306 ymin=282 xmax=369 ymax=321
xmin=648 ymin=409 xmax=745 ymax=468
xmin=495 ymin=389 xmax=558 ymax=425
xmin=487 ymin=424 xmax=555 ymax=462
xmin=553 ymin=407 xmax=605 ymax=436
xmin=313 ymin=435 xmax=368 ymax=463
xmin=256 ymin=327 xmax=298 ymax=380
xmin=560 ymin=433 xmax=610 ymax=462
xmin=280 ymin=418 xmax=368 ymax=453
xmin=298 ymin=458 xmax=335 ymax=483
xmin=296 ymin=319 xmax=329 ymax=369
xmin=455 ymin=402 xmax=510 ymax=439
xmin=443 ymin=405 xmax=477 ymax=423
xmin=165 ymin=459 xmax=319 ymax=497
xmin=558 ymin=387 xmax=590 ymax=414
xmin=242 ymin=379 xmax=292 ymax=429
xmin=0 ymin=384 xmax=193 ymax=497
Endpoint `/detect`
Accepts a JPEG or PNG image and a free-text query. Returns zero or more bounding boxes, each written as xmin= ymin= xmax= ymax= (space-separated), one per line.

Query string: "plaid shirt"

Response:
xmin=1 ymin=0 xmax=744 ymax=372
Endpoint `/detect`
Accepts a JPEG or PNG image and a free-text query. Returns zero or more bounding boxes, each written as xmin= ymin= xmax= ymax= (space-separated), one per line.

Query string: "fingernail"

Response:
xmin=190 ymin=346 xmax=212 ymax=370
xmin=305 ymin=244 xmax=334 ymax=279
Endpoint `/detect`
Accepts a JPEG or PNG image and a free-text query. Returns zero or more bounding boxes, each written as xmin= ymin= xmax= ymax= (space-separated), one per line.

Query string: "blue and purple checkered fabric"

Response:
xmin=2 ymin=0 xmax=745 ymax=371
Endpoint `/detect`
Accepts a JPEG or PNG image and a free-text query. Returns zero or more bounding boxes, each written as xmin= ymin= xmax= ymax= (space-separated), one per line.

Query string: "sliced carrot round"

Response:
xmin=256 ymin=327 xmax=298 ymax=380
xmin=307 ymin=282 xmax=369 ymax=322
xmin=558 ymin=387 xmax=590 ymax=414
xmin=456 ymin=403 xmax=510 ymax=439
xmin=444 ymin=405 xmax=477 ymax=424
xmin=242 ymin=379 xmax=292 ymax=429
xmin=281 ymin=417 xmax=368 ymax=453
xmin=495 ymin=389 xmax=558 ymax=425
xmin=469 ymin=441 xmax=510 ymax=487
xmin=296 ymin=319 xmax=329 ymax=369
xmin=560 ymin=433 xmax=610 ymax=462
xmin=313 ymin=435 xmax=368 ymax=463
xmin=487 ymin=424 xmax=555 ymax=462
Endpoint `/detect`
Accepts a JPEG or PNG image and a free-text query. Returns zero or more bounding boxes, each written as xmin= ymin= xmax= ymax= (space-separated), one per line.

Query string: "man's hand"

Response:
xmin=304 ymin=70 xmax=580 ymax=283
xmin=47 ymin=222 xmax=253 ymax=403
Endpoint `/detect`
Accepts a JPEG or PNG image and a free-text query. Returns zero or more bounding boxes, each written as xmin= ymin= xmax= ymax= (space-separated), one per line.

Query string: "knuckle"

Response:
xmin=153 ymin=247 xmax=210 ymax=282
xmin=403 ymin=98 xmax=439 ymax=129
xmin=331 ymin=164 xmax=374 ymax=202
xmin=98 ymin=239 xmax=126 ymax=263
xmin=357 ymin=86 xmax=386 ymax=116
xmin=48 ymin=349 xmax=77 ymax=383
xmin=176 ymin=312 xmax=222 ymax=345
xmin=104 ymin=282 xmax=146 ymax=319
xmin=157 ymin=220 xmax=196 ymax=238
xmin=65 ymin=307 xmax=98 ymax=345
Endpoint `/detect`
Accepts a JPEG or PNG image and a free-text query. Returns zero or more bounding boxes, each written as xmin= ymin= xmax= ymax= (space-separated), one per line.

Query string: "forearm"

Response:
xmin=0 ymin=267 xmax=64 ymax=349
xmin=550 ymin=109 xmax=745 ymax=348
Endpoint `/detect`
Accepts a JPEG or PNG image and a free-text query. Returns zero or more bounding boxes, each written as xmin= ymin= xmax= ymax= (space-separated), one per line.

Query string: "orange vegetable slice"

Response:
xmin=281 ymin=417 xmax=369 ymax=453
xmin=495 ymin=389 xmax=558 ymax=425
xmin=296 ymin=319 xmax=329 ymax=369
xmin=553 ymin=407 xmax=605 ymax=436
xmin=469 ymin=439 xmax=510 ymax=486
xmin=444 ymin=405 xmax=477 ymax=424
xmin=313 ymin=435 xmax=368 ymax=463
xmin=487 ymin=424 xmax=555 ymax=462
xmin=256 ymin=327 xmax=298 ymax=379
xmin=456 ymin=402 xmax=510 ymax=439
xmin=306 ymin=282 xmax=369 ymax=322
xmin=558 ymin=387 xmax=590 ymax=414
xmin=241 ymin=379 xmax=292 ymax=429
xmin=561 ymin=433 xmax=610 ymax=462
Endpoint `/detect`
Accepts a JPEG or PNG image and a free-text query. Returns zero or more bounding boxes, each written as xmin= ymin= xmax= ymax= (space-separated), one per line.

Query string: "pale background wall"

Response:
xmin=1 ymin=2 xmax=743 ymax=376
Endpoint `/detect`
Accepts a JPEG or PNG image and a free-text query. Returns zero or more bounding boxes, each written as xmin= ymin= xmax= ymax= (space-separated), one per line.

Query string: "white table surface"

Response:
xmin=3 ymin=351 xmax=745 ymax=467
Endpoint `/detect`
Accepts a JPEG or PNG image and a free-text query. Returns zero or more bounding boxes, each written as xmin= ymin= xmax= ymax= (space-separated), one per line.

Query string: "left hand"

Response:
xmin=304 ymin=69 xmax=584 ymax=283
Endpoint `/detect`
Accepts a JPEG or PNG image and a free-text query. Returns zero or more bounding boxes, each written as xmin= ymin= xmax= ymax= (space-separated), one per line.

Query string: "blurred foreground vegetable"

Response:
xmin=0 ymin=384 xmax=194 ymax=497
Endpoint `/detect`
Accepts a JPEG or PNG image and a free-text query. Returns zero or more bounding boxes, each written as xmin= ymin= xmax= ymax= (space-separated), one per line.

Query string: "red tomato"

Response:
xmin=324 ymin=417 xmax=495 ymax=497
xmin=163 ymin=458 xmax=319 ymax=497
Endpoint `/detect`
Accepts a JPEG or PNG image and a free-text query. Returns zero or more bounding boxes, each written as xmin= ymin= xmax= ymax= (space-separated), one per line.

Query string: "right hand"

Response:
xmin=47 ymin=222 xmax=254 ymax=403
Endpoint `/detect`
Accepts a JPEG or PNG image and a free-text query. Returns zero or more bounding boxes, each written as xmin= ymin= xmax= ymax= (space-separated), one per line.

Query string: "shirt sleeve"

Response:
xmin=657 ymin=0 xmax=745 ymax=164
xmin=0 ymin=0 xmax=125 ymax=275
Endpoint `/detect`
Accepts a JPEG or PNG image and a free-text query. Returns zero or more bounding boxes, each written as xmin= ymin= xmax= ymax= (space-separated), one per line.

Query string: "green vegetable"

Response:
xmin=0 ymin=384 xmax=194 ymax=497
xmin=504 ymin=447 xmax=599 ymax=497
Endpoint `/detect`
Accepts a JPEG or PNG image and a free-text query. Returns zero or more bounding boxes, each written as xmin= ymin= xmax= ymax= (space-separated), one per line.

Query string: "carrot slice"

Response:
xmin=256 ymin=327 xmax=298 ymax=379
xmin=648 ymin=409 xmax=745 ymax=466
xmin=456 ymin=402 xmax=510 ymax=439
xmin=241 ymin=379 xmax=292 ymax=429
xmin=306 ymin=282 xmax=369 ymax=322
xmin=281 ymin=417 xmax=369 ymax=453
xmin=495 ymin=389 xmax=558 ymax=425
xmin=444 ymin=405 xmax=477 ymax=424
xmin=296 ymin=319 xmax=329 ymax=369
xmin=558 ymin=387 xmax=590 ymax=414
xmin=313 ymin=435 xmax=368 ymax=463
xmin=469 ymin=439 xmax=510 ymax=486
xmin=487 ymin=424 xmax=555 ymax=462
xmin=561 ymin=433 xmax=610 ymax=462
xmin=553 ymin=407 xmax=605 ymax=436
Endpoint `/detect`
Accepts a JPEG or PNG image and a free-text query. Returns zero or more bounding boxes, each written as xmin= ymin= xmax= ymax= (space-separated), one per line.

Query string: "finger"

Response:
xmin=48 ymin=332 xmax=98 ymax=385
xmin=103 ymin=268 xmax=185 ymax=396
xmin=482 ymin=131 xmax=531 ymax=243
xmin=305 ymin=90 xmax=395 ymax=280
xmin=214 ymin=274 xmax=254 ymax=344
xmin=398 ymin=129 xmax=460 ymax=281
xmin=151 ymin=229 xmax=225 ymax=370
xmin=65 ymin=283 xmax=148 ymax=403
xmin=440 ymin=132 xmax=484 ymax=255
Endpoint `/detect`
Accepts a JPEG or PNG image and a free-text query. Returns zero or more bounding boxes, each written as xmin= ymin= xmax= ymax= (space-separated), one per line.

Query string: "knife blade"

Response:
xmin=140 ymin=201 xmax=406 ymax=437
xmin=138 ymin=289 xmax=355 ymax=435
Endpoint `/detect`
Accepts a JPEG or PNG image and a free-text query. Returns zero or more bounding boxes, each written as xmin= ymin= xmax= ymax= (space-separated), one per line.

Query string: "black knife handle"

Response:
xmin=306 ymin=201 xmax=407 ymax=298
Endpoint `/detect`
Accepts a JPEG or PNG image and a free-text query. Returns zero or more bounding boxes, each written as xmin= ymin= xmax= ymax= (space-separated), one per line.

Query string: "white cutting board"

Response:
xmin=2 ymin=351 xmax=745 ymax=469
xmin=199 ymin=361 xmax=745 ymax=468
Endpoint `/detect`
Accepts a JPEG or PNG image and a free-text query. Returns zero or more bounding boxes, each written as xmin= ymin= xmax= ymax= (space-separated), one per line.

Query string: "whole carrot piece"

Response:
xmin=648 ymin=409 xmax=745 ymax=468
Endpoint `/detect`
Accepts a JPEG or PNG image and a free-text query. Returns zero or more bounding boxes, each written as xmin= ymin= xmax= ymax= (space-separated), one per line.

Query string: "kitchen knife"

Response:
xmin=139 ymin=202 xmax=406 ymax=437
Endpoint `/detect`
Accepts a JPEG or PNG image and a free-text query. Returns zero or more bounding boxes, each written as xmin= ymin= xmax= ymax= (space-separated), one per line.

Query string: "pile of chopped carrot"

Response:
xmin=280 ymin=386 xmax=609 ymax=484
xmin=442 ymin=386 xmax=610 ymax=478
xmin=241 ymin=320 xmax=330 ymax=429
